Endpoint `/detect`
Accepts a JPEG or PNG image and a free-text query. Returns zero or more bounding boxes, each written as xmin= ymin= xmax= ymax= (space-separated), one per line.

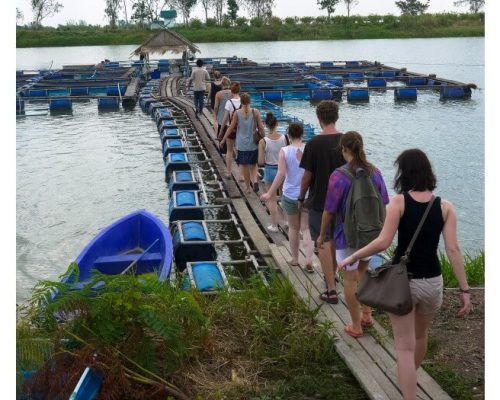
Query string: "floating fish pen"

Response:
xmin=137 ymin=80 xmax=270 ymax=291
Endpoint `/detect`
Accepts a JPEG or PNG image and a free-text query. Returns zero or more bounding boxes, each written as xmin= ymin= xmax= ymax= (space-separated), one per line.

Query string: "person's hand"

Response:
xmin=297 ymin=199 xmax=304 ymax=212
xmin=316 ymin=233 xmax=326 ymax=250
xmin=338 ymin=256 xmax=354 ymax=271
xmin=219 ymin=139 xmax=225 ymax=147
xmin=458 ymin=292 xmax=471 ymax=316
xmin=260 ymin=192 xmax=270 ymax=202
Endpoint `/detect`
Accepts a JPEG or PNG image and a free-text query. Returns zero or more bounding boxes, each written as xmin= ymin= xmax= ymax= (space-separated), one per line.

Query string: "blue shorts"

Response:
xmin=281 ymin=195 xmax=300 ymax=215
xmin=236 ymin=149 xmax=258 ymax=165
xmin=264 ymin=164 xmax=278 ymax=183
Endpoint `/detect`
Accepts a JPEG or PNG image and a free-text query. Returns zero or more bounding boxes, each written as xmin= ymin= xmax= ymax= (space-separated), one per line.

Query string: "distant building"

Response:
xmin=160 ymin=10 xmax=177 ymax=27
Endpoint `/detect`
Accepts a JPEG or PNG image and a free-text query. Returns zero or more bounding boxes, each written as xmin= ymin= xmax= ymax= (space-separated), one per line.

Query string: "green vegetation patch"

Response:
xmin=17 ymin=267 xmax=367 ymax=399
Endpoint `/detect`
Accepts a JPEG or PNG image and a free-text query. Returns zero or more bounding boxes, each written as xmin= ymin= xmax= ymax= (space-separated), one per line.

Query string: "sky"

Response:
xmin=15 ymin=0 xmax=470 ymax=27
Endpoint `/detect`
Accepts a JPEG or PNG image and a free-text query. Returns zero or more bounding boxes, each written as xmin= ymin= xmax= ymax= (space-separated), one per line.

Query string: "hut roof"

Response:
xmin=131 ymin=29 xmax=199 ymax=56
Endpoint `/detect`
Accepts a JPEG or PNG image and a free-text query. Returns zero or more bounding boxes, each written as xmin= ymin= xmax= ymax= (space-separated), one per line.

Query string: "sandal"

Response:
xmin=344 ymin=324 xmax=363 ymax=338
xmin=287 ymin=260 xmax=300 ymax=268
xmin=304 ymin=263 xmax=314 ymax=274
xmin=319 ymin=289 xmax=338 ymax=304
xmin=361 ymin=311 xmax=375 ymax=328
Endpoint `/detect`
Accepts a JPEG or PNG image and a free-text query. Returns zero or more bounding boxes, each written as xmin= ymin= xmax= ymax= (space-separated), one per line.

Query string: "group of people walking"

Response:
xmin=191 ymin=61 xmax=472 ymax=400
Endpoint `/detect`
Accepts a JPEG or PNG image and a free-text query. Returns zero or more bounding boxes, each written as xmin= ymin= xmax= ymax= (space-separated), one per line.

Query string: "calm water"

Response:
xmin=16 ymin=38 xmax=484 ymax=302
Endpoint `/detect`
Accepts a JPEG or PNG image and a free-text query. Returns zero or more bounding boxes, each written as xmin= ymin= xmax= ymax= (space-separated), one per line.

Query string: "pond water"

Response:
xmin=16 ymin=38 xmax=484 ymax=302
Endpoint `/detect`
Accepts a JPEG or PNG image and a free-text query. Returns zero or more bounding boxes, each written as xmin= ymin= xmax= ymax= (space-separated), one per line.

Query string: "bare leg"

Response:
xmin=389 ymin=310 xmax=417 ymax=400
xmin=264 ymin=182 xmax=278 ymax=226
xmin=343 ymin=269 xmax=362 ymax=333
xmin=242 ymin=164 xmax=251 ymax=193
xmin=414 ymin=312 xmax=434 ymax=369
xmin=287 ymin=212 xmax=300 ymax=265
xmin=319 ymin=240 xmax=336 ymax=292
xmin=299 ymin=211 xmax=314 ymax=266
xmin=225 ymin=139 xmax=235 ymax=177
xmin=357 ymin=260 xmax=373 ymax=320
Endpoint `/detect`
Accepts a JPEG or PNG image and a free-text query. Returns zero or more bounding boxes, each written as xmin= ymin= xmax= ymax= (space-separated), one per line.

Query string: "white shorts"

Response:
xmin=336 ymin=248 xmax=371 ymax=272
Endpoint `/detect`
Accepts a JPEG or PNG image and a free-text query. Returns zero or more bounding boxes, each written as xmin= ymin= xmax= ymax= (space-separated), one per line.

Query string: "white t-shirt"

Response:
xmin=224 ymin=97 xmax=241 ymax=123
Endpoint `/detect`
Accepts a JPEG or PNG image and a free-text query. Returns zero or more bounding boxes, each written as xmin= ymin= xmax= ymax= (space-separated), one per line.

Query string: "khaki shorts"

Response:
xmin=410 ymin=275 xmax=443 ymax=315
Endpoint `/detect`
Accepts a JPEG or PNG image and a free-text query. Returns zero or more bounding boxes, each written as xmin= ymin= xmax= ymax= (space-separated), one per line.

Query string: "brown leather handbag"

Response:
xmin=356 ymin=196 xmax=436 ymax=315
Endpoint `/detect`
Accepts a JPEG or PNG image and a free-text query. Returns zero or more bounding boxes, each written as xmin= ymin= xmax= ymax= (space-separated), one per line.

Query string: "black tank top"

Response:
xmin=210 ymin=82 xmax=222 ymax=107
xmin=393 ymin=192 xmax=444 ymax=279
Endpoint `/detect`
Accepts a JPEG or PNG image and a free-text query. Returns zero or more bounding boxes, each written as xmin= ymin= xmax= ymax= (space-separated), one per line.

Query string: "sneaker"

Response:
xmin=267 ymin=224 xmax=279 ymax=232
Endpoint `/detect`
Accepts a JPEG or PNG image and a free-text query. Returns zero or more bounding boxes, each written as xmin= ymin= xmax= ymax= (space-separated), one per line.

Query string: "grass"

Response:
xmin=16 ymin=13 xmax=484 ymax=48
xmin=16 ymin=266 xmax=367 ymax=399
xmin=440 ymin=250 xmax=484 ymax=287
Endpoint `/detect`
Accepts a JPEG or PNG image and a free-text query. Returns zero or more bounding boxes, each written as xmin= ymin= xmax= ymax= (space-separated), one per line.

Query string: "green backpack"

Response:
xmin=339 ymin=166 xmax=386 ymax=249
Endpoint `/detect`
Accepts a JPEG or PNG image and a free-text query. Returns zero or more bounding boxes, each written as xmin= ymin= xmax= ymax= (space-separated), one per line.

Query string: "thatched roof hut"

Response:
xmin=131 ymin=29 xmax=199 ymax=57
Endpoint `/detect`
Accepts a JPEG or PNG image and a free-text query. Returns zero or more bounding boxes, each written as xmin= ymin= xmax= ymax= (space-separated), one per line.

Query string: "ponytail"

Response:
xmin=340 ymin=131 xmax=376 ymax=174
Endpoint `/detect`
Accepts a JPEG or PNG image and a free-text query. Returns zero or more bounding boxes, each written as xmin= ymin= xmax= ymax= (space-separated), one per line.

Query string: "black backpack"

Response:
xmin=339 ymin=166 xmax=386 ymax=249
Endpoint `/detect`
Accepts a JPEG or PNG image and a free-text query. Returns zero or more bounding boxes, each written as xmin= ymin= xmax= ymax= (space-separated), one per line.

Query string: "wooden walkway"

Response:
xmin=160 ymin=76 xmax=453 ymax=400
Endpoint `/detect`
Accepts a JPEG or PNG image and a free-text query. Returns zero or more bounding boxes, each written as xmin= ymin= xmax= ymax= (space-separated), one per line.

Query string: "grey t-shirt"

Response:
xmin=189 ymin=67 xmax=210 ymax=91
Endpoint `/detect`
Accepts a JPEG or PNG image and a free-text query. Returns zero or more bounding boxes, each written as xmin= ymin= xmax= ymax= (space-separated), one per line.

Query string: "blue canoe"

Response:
xmin=65 ymin=210 xmax=173 ymax=285
xmin=69 ymin=367 xmax=102 ymax=400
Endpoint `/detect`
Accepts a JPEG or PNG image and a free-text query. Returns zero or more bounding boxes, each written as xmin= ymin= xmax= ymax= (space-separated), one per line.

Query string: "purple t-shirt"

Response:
xmin=324 ymin=163 xmax=390 ymax=250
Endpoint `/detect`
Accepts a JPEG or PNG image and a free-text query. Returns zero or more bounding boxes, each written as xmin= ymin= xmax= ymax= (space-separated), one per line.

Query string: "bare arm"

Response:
xmin=258 ymin=139 xmax=266 ymax=166
xmin=299 ymin=170 xmax=312 ymax=201
xmin=221 ymin=112 xmax=238 ymax=144
xmin=260 ymin=149 xmax=286 ymax=202
xmin=255 ymin=111 xmax=265 ymax=136
xmin=441 ymin=200 xmax=471 ymax=316
xmin=317 ymin=210 xmax=334 ymax=249
xmin=339 ymin=194 xmax=404 ymax=269
xmin=221 ymin=109 xmax=229 ymax=128
xmin=213 ymin=92 xmax=221 ymax=127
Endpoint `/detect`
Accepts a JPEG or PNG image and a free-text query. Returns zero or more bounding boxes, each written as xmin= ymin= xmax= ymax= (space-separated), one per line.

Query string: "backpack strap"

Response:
xmin=285 ymin=134 xmax=290 ymax=146
xmin=338 ymin=165 xmax=355 ymax=181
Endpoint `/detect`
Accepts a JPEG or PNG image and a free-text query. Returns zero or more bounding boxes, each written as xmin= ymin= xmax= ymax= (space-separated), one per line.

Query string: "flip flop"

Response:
xmin=361 ymin=311 xmax=375 ymax=327
xmin=287 ymin=260 xmax=300 ymax=268
xmin=304 ymin=264 xmax=314 ymax=274
xmin=344 ymin=324 xmax=363 ymax=338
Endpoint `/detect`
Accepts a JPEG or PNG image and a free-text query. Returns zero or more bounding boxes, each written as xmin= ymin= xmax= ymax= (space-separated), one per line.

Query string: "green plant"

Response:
xmin=440 ymin=250 xmax=484 ymax=287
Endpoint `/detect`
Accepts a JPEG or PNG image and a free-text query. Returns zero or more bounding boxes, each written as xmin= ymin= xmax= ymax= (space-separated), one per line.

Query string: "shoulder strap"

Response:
xmin=285 ymin=134 xmax=290 ymax=145
xmin=403 ymin=196 xmax=436 ymax=259
xmin=338 ymin=165 xmax=355 ymax=181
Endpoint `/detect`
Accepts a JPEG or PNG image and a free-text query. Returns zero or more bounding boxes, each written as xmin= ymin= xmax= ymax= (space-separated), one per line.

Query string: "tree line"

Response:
xmin=17 ymin=0 xmax=485 ymax=28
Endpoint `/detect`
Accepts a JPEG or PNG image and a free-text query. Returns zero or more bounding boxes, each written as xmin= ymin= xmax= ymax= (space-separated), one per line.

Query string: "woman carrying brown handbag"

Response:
xmin=339 ymin=148 xmax=471 ymax=400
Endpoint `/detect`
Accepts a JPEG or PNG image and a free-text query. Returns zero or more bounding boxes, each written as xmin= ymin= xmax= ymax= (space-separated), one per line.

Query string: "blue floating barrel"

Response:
xmin=48 ymin=89 xmax=69 ymax=97
xmin=311 ymin=89 xmax=334 ymax=101
xmin=158 ymin=65 xmax=170 ymax=73
xmin=263 ymin=92 xmax=283 ymax=102
xmin=161 ymin=128 xmax=182 ymax=143
xmin=347 ymin=89 xmax=369 ymax=102
xmin=327 ymin=79 xmax=344 ymax=88
xmin=345 ymin=72 xmax=364 ymax=79
xmin=172 ymin=222 xmax=216 ymax=271
xmin=191 ymin=262 xmax=225 ymax=291
xmin=394 ymin=88 xmax=417 ymax=100
xmin=368 ymin=78 xmax=387 ymax=88
xmin=49 ymin=99 xmax=72 ymax=110
xmin=165 ymin=153 xmax=190 ymax=178
xmin=98 ymin=98 xmax=120 ymax=109
xmin=177 ymin=191 xmax=196 ymax=207
xmin=346 ymin=61 xmax=360 ymax=68
xmin=284 ymin=91 xmax=310 ymax=100
xmin=28 ymin=89 xmax=47 ymax=97
xmin=408 ymin=77 xmax=427 ymax=86
xmin=169 ymin=170 xmax=199 ymax=193
xmin=305 ymin=82 xmax=321 ymax=89
xmin=106 ymin=86 xmax=126 ymax=96
xmin=158 ymin=59 xmax=170 ymax=65
xmin=250 ymin=92 xmax=263 ymax=102
xmin=149 ymin=101 xmax=166 ymax=115
xmin=105 ymin=61 xmax=119 ymax=68
xmin=382 ymin=71 xmax=397 ymax=78
xmin=156 ymin=109 xmax=174 ymax=123
xmin=151 ymin=70 xmax=161 ymax=79
xmin=163 ymin=139 xmax=186 ymax=156
xmin=169 ymin=190 xmax=204 ymax=222
xmin=132 ymin=60 xmax=144 ymax=67
xmin=158 ymin=119 xmax=177 ymax=132
xmin=70 ymin=87 xmax=89 ymax=96
xmin=440 ymin=86 xmax=472 ymax=99
xmin=427 ymin=80 xmax=442 ymax=86
xmin=89 ymin=87 xmax=107 ymax=96
xmin=320 ymin=61 xmax=334 ymax=68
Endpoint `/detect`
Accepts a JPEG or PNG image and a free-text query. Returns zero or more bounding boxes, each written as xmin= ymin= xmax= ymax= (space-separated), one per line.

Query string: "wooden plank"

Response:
xmin=270 ymin=244 xmax=396 ymax=400
xmin=124 ymin=77 xmax=140 ymax=97
xmin=232 ymin=199 xmax=270 ymax=256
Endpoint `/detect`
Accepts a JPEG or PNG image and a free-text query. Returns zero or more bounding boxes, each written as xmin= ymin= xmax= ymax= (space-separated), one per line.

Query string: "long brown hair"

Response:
xmin=341 ymin=131 xmax=376 ymax=174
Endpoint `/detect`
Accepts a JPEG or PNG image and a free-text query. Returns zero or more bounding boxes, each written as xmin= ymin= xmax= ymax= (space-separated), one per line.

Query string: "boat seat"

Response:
xmin=93 ymin=253 xmax=162 ymax=274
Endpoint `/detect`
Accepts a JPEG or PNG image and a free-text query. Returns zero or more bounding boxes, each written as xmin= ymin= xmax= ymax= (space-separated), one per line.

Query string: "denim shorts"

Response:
xmin=264 ymin=164 xmax=278 ymax=183
xmin=236 ymin=149 xmax=258 ymax=165
xmin=281 ymin=195 xmax=300 ymax=215
xmin=308 ymin=208 xmax=334 ymax=242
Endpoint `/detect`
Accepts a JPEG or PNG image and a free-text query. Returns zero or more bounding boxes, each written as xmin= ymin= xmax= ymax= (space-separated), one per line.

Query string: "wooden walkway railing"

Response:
xmin=160 ymin=75 xmax=453 ymax=400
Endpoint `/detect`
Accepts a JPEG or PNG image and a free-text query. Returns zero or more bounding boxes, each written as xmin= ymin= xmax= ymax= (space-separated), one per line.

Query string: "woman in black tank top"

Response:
xmin=338 ymin=149 xmax=471 ymax=400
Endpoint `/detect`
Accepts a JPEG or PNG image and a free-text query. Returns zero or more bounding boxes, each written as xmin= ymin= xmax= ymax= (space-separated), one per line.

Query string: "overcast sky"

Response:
xmin=16 ymin=0 xmax=468 ymax=27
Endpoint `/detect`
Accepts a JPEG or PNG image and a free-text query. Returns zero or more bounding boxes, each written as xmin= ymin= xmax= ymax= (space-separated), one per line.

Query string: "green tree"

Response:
xmin=317 ymin=0 xmax=340 ymax=17
xmin=31 ymin=0 xmax=63 ymax=27
xmin=343 ymin=0 xmax=359 ymax=17
xmin=131 ymin=0 xmax=149 ymax=25
xmin=200 ymin=0 xmax=214 ymax=22
xmin=169 ymin=0 xmax=198 ymax=25
xmin=244 ymin=0 xmax=274 ymax=18
xmin=105 ymin=0 xmax=122 ymax=27
xmin=453 ymin=0 xmax=484 ymax=13
xmin=227 ymin=0 xmax=239 ymax=24
xmin=16 ymin=8 xmax=24 ymax=25
xmin=214 ymin=0 xmax=225 ymax=24
xmin=395 ymin=0 xmax=430 ymax=15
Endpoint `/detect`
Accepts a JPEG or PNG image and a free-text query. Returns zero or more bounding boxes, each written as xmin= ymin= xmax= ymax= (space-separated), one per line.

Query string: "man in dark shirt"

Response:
xmin=298 ymin=100 xmax=344 ymax=304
